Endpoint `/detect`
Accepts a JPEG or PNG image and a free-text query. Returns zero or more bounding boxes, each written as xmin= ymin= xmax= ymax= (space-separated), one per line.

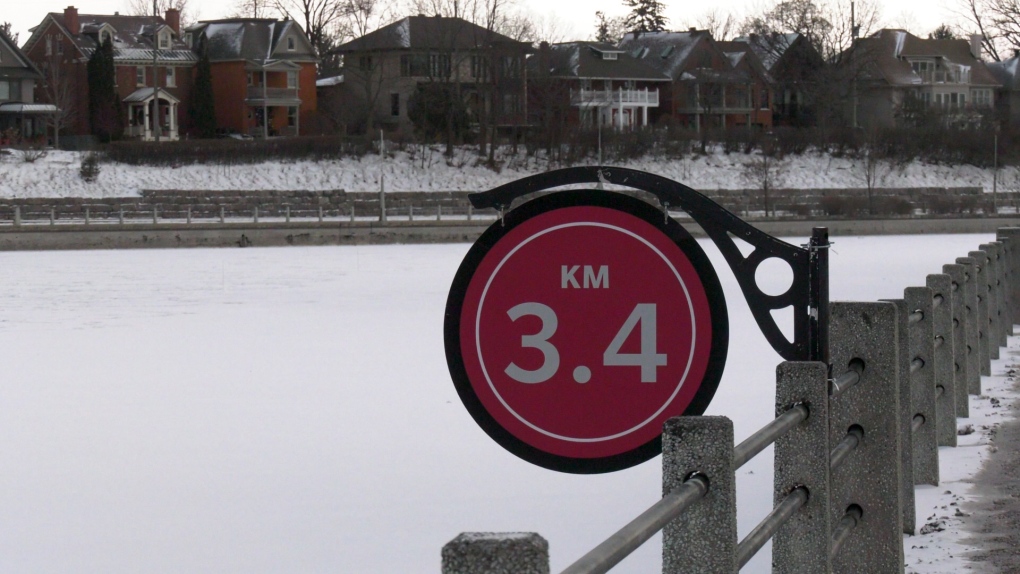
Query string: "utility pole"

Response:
xmin=993 ymin=131 xmax=999 ymax=214
xmin=851 ymin=1 xmax=858 ymax=129
xmin=153 ymin=0 xmax=161 ymax=143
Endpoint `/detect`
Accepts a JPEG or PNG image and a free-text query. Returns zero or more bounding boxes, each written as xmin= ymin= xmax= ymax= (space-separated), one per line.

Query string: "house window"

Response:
xmin=0 ymin=81 xmax=10 ymax=101
xmin=158 ymin=32 xmax=169 ymax=49
xmin=57 ymin=41 xmax=64 ymax=55
xmin=950 ymin=92 xmax=959 ymax=108
xmin=359 ymin=56 xmax=373 ymax=72
xmin=166 ymin=66 xmax=176 ymax=87
xmin=45 ymin=37 xmax=52 ymax=56
xmin=288 ymin=106 xmax=298 ymax=126
xmin=184 ymin=33 xmax=192 ymax=48
xmin=247 ymin=72 xmax=254 ymax=86
xmin=502 ymin=93 xmax=520 ymax=114
xmin=287 ymin=36 xmax=296 ymax=50
xmin=390 ymin=92 xmax=400 ymax=116
xmin=429 ymin=53 xmax=451 ymax=78
xmin=501 ymin=56 xmax=521 ymax=78
xmin=287 ymin=71 xmax=298 ymax=88
xmin=602 ymin=51 xmax=618 ymax=60
xmin=136 ymin=66 xmax=146 ymax=86
xmin=470 ymin=55 xmax=489 ymax=80
xmin=973 ymin=88 xmax=992 ymax=107
xmin=760 ymin=88 xmax=769 ymax=110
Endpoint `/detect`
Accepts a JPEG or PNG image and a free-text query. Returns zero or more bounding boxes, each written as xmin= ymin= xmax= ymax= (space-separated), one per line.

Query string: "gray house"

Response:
xmin=0 ymin=31 xmax=53 ymax=141
xmin=849 ymin=29 xmax=1000 ymax=128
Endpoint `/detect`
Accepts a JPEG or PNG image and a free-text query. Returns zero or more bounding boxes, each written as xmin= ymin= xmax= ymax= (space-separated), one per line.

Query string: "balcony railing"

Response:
xmin=915 ymin=68 xmax=971 ymax=84
xmin=246 ymin=87 xmax=300 ymax=101
xmin=570 ymin=88 xmax=660 ymax=107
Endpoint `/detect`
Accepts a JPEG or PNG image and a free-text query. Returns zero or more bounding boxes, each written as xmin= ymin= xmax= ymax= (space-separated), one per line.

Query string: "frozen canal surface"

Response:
xmin=0 ymin=234 xmax=1005 ymax=573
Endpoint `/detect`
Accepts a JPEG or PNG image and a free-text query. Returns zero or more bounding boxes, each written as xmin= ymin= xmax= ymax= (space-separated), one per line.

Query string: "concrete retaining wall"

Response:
xmin=2 ymin=216 xmax=1018 ymax=252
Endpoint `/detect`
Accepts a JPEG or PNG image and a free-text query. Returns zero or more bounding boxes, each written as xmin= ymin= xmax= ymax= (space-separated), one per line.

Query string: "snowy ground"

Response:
xmin=0 ymin=234 xmax=1015 ymax=573
xmin=0 ymin=146 xmax=1014 ymax=198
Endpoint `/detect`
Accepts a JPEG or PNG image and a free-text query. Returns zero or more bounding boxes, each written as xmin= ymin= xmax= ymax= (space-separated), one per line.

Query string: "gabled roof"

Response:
xmin=734 ymin=33 xmax=800 ymax=72
xmin=186 ymin=19 xmax=317 ymax=62
xmin=335 ymin=16 xmax=531 ymax=53
xmin=716 ymin=40 xmax=770 ymax=81
xmin=988 ymin=55 xmax=1020 ymax=90
xmin=529 ymin=41 xmax=670 ymax=81
xmin=618 ymin=30 xmax=711 ymax=79
xmin=853 ymin=29 xmax=1000 ymax=87
xmin=24 ymin=12 xmax=196 ymax=64
xmin=0 ymin=30 xmax=42 ymax=79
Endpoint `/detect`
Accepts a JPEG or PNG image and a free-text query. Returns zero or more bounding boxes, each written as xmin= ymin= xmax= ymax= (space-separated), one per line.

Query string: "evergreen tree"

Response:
xmin=594 ymin=11 xmax=626 ymax=43
xmin=190 ymin=47 xmax=217 ymax=138
xmin=87 ymin=37 xmax=122 ymax=142
xmin=622 ymin=0 xmax=669 ymax=34
xmin=928 ymin=24 xmax=957 ymax=40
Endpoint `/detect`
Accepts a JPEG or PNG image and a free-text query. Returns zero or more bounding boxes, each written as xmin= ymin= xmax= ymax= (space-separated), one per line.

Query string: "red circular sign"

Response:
xmin=445 ymin=192 xmax=727 ymax=473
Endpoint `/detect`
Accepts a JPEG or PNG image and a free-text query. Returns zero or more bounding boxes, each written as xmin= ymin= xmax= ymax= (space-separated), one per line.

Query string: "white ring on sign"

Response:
xmin=474 ymin=219 xmax=700 ymax=443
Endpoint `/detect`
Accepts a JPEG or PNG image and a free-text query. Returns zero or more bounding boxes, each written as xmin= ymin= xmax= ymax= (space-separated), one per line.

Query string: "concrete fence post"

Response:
xmin=285 ymin=206 xmax=291 ymax=223
xmin=119 ymin=207 xmax=124 ymax=225
xmin=990 ymin=242 xmax=1009 ymax=344
xmin=254 ymin=206 xmax=259 ymax=223
xmin=979 ymin=243 xmax=1003 ymax=356
xmin=828 ymin=302 xmax=904 ymax=572
xmin=350 ymin=204 xmax=355 ymax=223
xmin=773 ymin=361 xmax=831 ymax=573
xmin=441 ymin=533 xmax=549 ymax=574
xmin=153 ymin=207 xmax=158 ymax=224
xmin=955 ymin=257 xmax=982 ymax=394
xmin=996 ymin=228 xmax=1020 ymax=327
xmin=967 ymin=251 xmax=991 ymax=376
xmin=50 ymin=208 xmax=55 ymax=225
xmin=437 ymin=205 xmax=442 ymax=221
xmin=85 ymin=207 xmax=90 ymax=225
xmin=880 ymin=299 xmax=915 ymax=534
xmin=14 ymin=205 xmax=20 ymax=226
xmin=926 ymin=274 xmax=957 ymax=448
xmin=380 ymin=188 xmax=387 ymax=223
xmin=662 ymin=416 xmax=736 ymax=574
xmin=904 ymin=286 xmax=938 ymax=486
xmin=219 ymin=206 xmax=225 ymax=224
xmin=187 ymin=206 xmax=192 ymax=224
xmin=318 ymin=206 xmax=323 ymax=222
xmin=468 ymin=204 xmax=473 ymax=221
xmin=943 ymin=264 xmax=970 ymax=417
xmin=409 ymin=205 xmax=414 ymax=221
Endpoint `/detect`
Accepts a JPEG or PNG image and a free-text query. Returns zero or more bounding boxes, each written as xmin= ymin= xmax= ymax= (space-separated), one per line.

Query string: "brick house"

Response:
xmin=736 ymin=33 xmax=825 ymax=127
xmin=527 ymin=41 xmax=670 ymax=130
xmin=618 ymin=29 xmax=773 ymax=131
xmin=185 ymin=19 xmax=318 ymax=137
xmin=335 ymin=15 xmax=532 ymax=135
xmin=22 ymin=6 xmax=196 ymax=141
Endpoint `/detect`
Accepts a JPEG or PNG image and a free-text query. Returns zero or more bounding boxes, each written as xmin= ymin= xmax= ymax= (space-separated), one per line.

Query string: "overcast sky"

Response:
xmin=4 ymin=0 xmax=961 ymax=51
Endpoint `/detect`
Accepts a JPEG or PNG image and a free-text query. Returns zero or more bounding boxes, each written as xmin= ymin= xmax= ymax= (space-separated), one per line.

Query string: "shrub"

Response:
xmin=819 ymin=195 xmax=868 ymax=217
xmin=19 ymin=142 xmax=48 ymax=163
xmin=80 ymin=151 xmax=101 ymax=183
xmin=872 ymin=197 xmax=914 ymax=216
xmin=104 ymin=136 xmax=371 ymax=167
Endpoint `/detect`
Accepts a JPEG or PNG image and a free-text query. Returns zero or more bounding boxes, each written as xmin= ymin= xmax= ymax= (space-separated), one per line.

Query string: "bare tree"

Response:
xmin=740 ymin=0 xmax=880 ymax=61
xmin=686 ymin=9 xmax=738 ymax=41
xmin=741 ymin=139 xmax=785 ymax=218
xmin=230 ymin=0 xmax=275 ymax=18
xmin=347 ymin=0 xmax=395 ymax=38
xmin=854 ymin=130 xmax=887 ymax=214
xmin=125 ymin=0 xmax=197 ymax=26
xmin=40 ymin=53 xmax=78 ymax=147
xmin=593 ymin=11 xmax=627 ymax=43
xmin=276 ymin=0 xmax=349 ymax=52
xmin=0 ymin=21 xmax=19 ymax=44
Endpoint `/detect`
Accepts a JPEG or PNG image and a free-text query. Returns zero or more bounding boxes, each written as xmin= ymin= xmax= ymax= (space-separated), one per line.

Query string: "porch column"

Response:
xmin=171 ymin=102 xmax=178 ymax=138
xmin=262 ymin=70 xmax=269 ymax=139
xmin=144 ymin=101 xmax=151 ymax=140
xmin=695 ymin=83 xmax=701 ymax=132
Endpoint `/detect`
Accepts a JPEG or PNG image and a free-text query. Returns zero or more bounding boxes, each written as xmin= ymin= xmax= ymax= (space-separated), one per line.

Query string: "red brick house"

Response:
xmin=185 ymin=19 xmax=318 ymax=137
xmin=527 ymin=41 xmax=670 ymax=130
xmin=618 ymin=29 xmax=774 ymax=131
xmin=22 ymin=6 xmax=196 ymax=141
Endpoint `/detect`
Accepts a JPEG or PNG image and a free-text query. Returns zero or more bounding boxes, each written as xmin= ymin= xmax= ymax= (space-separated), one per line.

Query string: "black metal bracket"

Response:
xmin=470 ymin=166 xmax=829 ymax=361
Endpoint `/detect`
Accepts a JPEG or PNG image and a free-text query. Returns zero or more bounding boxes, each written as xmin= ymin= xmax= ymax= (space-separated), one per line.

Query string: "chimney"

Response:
xmin=689 ymin=27 xmax=697 ymax=32
xmin=165 ymin=8 xmax=180 ymax=35
xmin=970 ymin=34 xmax=983 ymax=60
xmin=64 ymin=6 xmax=79 ymax=36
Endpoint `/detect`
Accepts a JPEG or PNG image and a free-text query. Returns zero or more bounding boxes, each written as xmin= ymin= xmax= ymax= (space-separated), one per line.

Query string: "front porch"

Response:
xmin=0 ymin=102 xmax=58 ymax=142
xmin=572 ymin=88 xmax=660 ymax=130
xmin=123 ymin=88 xmax=180 ymax=141
xmin=244 ymin=59 xmax=303 ymax=137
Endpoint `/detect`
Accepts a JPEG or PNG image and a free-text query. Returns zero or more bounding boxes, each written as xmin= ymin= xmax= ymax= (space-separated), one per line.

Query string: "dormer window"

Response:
xmin=287 ymin=36 xmax=296 ymax=50
xmin=158 ymin=31 xmax=170 ymax=49
xmin=603 ymin=52 xmax=618 ymax=60
xmin=184 ymin=33 xmax=192 ymax=48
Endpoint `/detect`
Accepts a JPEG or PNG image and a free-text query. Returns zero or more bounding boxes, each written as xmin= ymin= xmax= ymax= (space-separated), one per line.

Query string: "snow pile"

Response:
xmin=0 ymin=146 xmax=1012 ymax=198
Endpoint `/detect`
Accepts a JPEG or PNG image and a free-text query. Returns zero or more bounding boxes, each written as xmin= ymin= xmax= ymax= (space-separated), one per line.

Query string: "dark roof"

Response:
xmin=733 ymin=33 xmax=800 ymax=72
xmin=186 ymin=19 xmax=316 ymax=62
xmin=529 ymin=41 xmax=669 ymax=81
xmin=854 ymin=29 xmax=1000 ymax=87
xmin=988 ymin=55 xmax=1020 ymax=90
xmin=38 ymin=12 xmax=196 ymax=63
xmin=618 ymin=30 xmax=710 ymax=79
xmin=716 ymin=40 xmax=770 ymax=81
xmin=336 ymin=16 xmax=531 ymax=52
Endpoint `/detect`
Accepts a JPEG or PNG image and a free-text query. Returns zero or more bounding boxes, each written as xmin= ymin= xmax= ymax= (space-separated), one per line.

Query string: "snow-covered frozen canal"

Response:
xmin=0 ymin=234 xmax=1009 ymax=573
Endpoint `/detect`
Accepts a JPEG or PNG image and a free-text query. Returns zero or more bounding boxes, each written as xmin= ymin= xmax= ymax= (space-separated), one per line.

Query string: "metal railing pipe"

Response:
xmin=736 ymin=487 xmax=809 ymax=568
xmin=934 ymin=335 xmax=945 ymax=349
xmin=829 ymin=362 xmax=864 ymax=397
xmin=829 ymin=426 xmax=864 ymax=472
xmin=559 ymin=475 xmax=709 ymax=574
xmin=908 ymin=310 xmax=924 ymax=324
xmin=830 ymin=506 xmax=863 ymax=560
xmin=933 ymin=294 xmax=944 ymax=309
xmin=912 ymin=414 xmax=925 ymax=432
xmin=732 ymin=404 xmax=808 ymax=470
